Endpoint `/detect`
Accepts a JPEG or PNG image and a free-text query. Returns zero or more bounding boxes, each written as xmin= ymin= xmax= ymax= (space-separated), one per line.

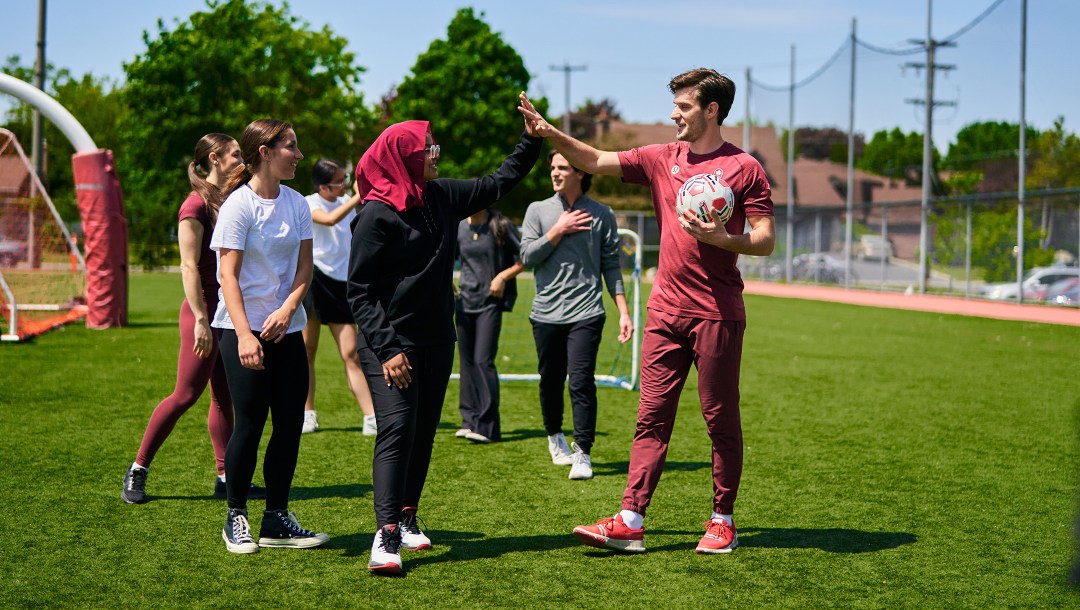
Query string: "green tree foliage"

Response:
xmin=389 ymin=8 xmax=549 ymax=221
xmin=2 ymin=56 xmax=126 ymax=222
xmin=934 ymin=202 xmax=1053 ymax=282
xmin=857 ymin=127 xmax=939 ymax=186
xmin=1027 ymin=118 xmax=1080 ymax=189
xmin=120 ymin=0 xmax=375 ymax=267
xmin=943 ymin=121 xmax=1038 ymax=171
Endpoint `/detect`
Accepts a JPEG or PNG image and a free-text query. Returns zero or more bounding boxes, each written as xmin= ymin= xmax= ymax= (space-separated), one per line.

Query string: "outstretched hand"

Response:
xmin=518 ymin=92 xmax=557 ymax=138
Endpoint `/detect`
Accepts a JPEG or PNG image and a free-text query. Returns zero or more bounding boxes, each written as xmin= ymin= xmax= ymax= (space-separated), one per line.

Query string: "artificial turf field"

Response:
xmin=0 ymin=272 xmax=1077 ymax=608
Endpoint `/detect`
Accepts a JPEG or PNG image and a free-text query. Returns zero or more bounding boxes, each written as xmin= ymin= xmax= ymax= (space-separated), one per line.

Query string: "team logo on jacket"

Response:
xmin=671 ymin=165 xmax=680 ymax=175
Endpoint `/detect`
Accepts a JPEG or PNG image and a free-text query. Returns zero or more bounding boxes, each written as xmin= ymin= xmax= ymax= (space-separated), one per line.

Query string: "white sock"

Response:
xmin=131 ymin=461 xmax=147 ymax=472
xmin=711 ymin=512 xmax=733 ymax=526
xmin=305 ymin=410 xmax=317 ymax=417
xmin=619 ymin=510 xmax=644 ymax=530
xmin=218 ymin=474 xmax=227 ymax=482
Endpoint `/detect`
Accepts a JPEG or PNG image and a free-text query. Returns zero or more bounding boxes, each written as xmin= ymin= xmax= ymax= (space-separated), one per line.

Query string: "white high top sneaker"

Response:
xmin=547 ymin=432 xmax=574 ymax=466
xmin=368 ymin=524 xmax=402 ymax=575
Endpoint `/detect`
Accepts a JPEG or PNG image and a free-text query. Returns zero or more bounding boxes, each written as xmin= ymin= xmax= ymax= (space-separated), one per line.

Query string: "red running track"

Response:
xmin=744 ymin=281 xmax=1080 ymax=327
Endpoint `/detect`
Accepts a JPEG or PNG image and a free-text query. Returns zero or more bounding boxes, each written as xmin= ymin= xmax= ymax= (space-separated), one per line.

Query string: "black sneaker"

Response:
xmin=213 ymin=479 xmax=267 ymax=500
xmin=257 ymin=510 xmax=329 ymax=548
xmin=121 ymin=466 xmax=148 ymax=504
xmin=222 ymin=508 xmax=259 ymax=554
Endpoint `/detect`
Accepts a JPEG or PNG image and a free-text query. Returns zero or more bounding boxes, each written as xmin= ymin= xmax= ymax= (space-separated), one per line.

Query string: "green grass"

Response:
xmin=1 ymin=272 xmax=1078 ymax=608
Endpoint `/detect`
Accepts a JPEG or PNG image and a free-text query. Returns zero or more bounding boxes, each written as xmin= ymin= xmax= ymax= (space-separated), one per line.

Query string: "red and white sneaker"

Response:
xmin=695 ymin=519 xmax=738 ymax=554
xmin=572 ymin=515 xmax=645 ymax=553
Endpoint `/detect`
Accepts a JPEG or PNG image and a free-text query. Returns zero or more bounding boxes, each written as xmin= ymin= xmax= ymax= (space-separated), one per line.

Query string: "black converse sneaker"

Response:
xmin=121 ymin=466 xmax=148 ymax=504
xmin=368 ymin=524 xmax=403 ymax=575
xmin=213 ymin=479 xmax=267 ymax=500
xmin=222 ymin=508 xmax=259 ymax=554
xmin=257 ymin=510 xmax=329 ymax=548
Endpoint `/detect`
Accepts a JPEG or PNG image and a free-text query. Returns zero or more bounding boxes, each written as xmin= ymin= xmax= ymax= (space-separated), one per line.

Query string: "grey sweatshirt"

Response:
xmin=519 ymin=193 xmax=624 ymax=324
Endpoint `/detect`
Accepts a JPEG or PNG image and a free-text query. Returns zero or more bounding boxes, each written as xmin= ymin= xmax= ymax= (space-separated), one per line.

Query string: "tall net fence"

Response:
xmin=704 ymin=0 xmax=1080 ymax=305
xmin=0 ymin=128 xmax=86 ymax=340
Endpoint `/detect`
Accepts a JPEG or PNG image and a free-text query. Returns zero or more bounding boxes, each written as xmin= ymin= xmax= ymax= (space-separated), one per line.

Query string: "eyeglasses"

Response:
xmin=426 ymin=145 xmax=441 ymax=160
xmin=328 ymin=172 xmax=350 ymax=188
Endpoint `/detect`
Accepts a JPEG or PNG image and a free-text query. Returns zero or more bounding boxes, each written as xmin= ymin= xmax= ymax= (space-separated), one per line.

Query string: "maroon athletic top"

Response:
xmin=178 ymin=192 xmax=220 ymax=307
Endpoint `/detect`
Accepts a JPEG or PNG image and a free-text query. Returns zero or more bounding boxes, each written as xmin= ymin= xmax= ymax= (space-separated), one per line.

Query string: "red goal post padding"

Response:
xmin=73 ymin=149 xmax=128 ymax=329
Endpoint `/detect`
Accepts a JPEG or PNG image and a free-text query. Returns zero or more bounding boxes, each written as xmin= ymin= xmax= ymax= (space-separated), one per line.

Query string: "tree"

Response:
xmin=120 ymin=0 xmax=376 ymax=267
xmin=943 ymin=121 xmax=1038 ymax=171
xmin=934 ymin=202 xmax=1053 ymax=282
xmin=792 ymin=127 xmax=864 ymax=163
xmin=1027 ymin=118 xmax=1080 ymax=189
xmin=2 ymin=56 xmax=126 ymax=222
xmin=389 ymin=8 xmax=549 ymax=221
xmin=568 ymin=97 xmax=621 ymax=142
xmin=857 ymin=127 xmax=939 ymax=187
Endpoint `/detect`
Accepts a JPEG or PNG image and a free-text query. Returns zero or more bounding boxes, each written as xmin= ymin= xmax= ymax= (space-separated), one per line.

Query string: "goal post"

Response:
xmin=451 ymin=228 xmax=643 ymax=391
xmin=0 ymin=128 xmax=87 ymax=341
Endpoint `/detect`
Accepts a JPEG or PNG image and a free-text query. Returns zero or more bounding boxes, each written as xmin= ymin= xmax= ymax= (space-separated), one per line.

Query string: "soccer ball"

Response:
xmin=676 ymin=174 xmax=735 ymax=224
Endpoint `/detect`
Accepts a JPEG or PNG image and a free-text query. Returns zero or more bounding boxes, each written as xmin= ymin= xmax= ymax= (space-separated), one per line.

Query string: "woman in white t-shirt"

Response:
xmin=300 ymin=158 xmax=376 ymax=436
xmin=210 ymin=119 xmax=327 ymax=554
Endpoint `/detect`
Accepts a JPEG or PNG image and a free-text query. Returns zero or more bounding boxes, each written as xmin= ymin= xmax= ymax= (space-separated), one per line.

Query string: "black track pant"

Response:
xmin=530 ymin=314 xmax=605 ymax=454
xmin=360 ymin=343 xmax=454 ymax=528
xmin=456 ymin=305 xmax=504 ymax=440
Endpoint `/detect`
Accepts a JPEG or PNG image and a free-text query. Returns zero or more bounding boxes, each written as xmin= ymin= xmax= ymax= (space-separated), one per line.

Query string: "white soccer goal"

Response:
xmin=0 ymin=128 xmax=87 ymax=341
xmin=452 ymin=228 xmax=642 ymax=391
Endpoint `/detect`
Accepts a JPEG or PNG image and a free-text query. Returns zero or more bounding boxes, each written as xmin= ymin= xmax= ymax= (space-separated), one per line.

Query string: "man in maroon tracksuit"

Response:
xmin=519 ymin=68 xmax=775 ymax=554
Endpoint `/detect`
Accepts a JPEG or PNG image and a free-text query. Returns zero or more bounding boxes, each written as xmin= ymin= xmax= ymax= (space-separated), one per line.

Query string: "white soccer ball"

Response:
xmin=676 ymin=174 xmax=735 ymax=224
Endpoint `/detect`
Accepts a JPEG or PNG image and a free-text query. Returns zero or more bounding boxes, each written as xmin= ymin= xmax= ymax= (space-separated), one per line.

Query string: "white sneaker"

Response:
xmin=302 ymin=411 xmax=319 ymax=434
xmin=548 ymin=433 xmax=574 ymax=466
xmin=568 ymin=443 xmax=593 ymax=480
xmin=368 ymin=524 xmax=402 ymax=575
xmin=464 ymin=431 xmax=492 ymax=443
xmin=399 ymin=507 xmax=432 ymax=550
xmin=455 ymin=428 xmax=472 ymax=438
xmin=362 ymin=414 xmax=378 ymax=436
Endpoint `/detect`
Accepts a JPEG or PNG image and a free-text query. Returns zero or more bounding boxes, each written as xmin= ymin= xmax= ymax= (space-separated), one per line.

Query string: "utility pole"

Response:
xmin=1016 ymin=0 xmax=1028 ymax=303
xmin=31 ymin=0 xmax=47 ymax=186
xmin=550 ymin=62 xmax=586 ymax=134
xmin=905 ymin=0 xmax=955 ymax=293
xmin=784 ymin=45 xmax=795 ymax=283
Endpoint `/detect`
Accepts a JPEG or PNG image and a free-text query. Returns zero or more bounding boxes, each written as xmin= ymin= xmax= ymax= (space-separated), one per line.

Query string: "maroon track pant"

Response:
xmin=621 ymin=309 xmax=745 ymax=516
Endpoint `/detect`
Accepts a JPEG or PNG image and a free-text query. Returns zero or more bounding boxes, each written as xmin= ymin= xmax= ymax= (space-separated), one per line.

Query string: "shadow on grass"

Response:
xmin=290 ymin=483 xmax=372 ymax=500
xmin=591 ymin=460 xmax=709 ymax=477
xmin=123 ymin=321 xmax=178 ymax=329
xmin=738 ymin=527 xmax=917 ymax=553
xmin=333 ymin=528 xmax=581 ymax=566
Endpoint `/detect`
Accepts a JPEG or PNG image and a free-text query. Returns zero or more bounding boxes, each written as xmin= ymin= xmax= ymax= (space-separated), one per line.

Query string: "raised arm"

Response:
xmin=438 ymin=130 xmax=543 ymax=220
xmin=518 ymin=92 xmax=623 ymax=176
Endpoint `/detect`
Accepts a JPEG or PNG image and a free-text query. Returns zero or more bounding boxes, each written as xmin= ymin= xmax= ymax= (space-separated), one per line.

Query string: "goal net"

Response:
xmin=452 ymin=228 xmax=643 ymax=390
xmin=0 ymin=128 xmax=86 ymax=341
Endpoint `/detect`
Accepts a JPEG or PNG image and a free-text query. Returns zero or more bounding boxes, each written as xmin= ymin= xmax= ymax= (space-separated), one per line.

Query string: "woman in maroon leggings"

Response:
xmin=121 ymin=133 xmax=263 ymax=504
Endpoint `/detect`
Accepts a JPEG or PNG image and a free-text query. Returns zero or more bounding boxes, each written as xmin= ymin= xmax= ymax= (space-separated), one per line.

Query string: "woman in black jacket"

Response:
xmin=348 ymin=118 xmax=540 ymax=575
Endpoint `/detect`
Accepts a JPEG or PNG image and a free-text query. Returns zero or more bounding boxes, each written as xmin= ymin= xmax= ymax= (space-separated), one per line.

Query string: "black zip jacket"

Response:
xmin=347 ymin=131 xmax=542 ymax=364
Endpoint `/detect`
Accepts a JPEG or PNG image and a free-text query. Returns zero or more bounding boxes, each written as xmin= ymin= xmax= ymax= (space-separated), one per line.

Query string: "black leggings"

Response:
xmin=360 ymin=343 xmax=454 ymax=527
xmin=218 ymin=329 xmax=308 ymax=511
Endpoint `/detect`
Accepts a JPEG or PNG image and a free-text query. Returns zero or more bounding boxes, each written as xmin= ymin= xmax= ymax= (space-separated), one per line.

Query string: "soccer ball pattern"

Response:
xmin=676 ymin=173 xmax=735 ymax=224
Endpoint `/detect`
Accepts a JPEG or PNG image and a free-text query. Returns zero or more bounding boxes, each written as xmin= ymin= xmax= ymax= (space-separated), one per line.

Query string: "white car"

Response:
xmin=982 ymin=266 xmax=1080 ymax=301
xmin=856 ymin=235 xmax=893 ymax=262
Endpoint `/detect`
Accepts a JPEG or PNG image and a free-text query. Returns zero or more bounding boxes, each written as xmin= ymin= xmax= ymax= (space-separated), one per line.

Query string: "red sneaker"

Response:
xmin=572 ymin=515 xmax=645 ymax=553
xmin=695 ymin=519 xmax=738 ymax=554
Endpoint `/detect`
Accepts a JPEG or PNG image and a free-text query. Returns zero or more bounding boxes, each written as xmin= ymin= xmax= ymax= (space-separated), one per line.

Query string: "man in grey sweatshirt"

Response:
xmin=520 ymin=151 xmax=633 ymax=481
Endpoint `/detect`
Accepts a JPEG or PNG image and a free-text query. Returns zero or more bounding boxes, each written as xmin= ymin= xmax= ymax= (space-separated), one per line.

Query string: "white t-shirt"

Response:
xmin=305 ymin=192 xmax=355 ymax=281
xmin=210 ymin=184 xmax=313 ymax=334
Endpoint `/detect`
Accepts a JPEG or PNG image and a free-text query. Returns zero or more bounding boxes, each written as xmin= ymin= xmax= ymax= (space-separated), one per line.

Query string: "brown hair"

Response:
xmin=668 ymin=68 xmax=736 ymax=125
xmin=484 ymin=208 xmax=519 ymax=248
xmin=222 ymin=119 xmax=294 ymax=199
xmin=187 ymin=133 xmax=235 ymax=224
xmin=548 ymin=150 xmax=592 ymax=193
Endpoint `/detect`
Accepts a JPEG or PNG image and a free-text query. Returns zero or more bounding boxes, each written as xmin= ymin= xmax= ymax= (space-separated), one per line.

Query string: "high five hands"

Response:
xmin=518 ymin=92 xmax=556 ymax=138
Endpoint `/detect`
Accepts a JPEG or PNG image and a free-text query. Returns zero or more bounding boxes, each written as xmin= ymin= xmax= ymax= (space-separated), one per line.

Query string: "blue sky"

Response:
xmin=2 ymin=0 xmax=1077 ymax=150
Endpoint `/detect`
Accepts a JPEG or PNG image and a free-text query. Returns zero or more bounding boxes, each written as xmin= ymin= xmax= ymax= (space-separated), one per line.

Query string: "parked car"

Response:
xmin=0 ymin=239 xmax=28 ymax=267
xmin=1042 ymin=276 xmax=1079 ymax=306
xmin=856 ymin=235 xmax=893 ymax=262
xmin=792 ymin=252 xmax=846 ymax=284
xmin=982 ymin=266 xmax=1080 ymax=301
